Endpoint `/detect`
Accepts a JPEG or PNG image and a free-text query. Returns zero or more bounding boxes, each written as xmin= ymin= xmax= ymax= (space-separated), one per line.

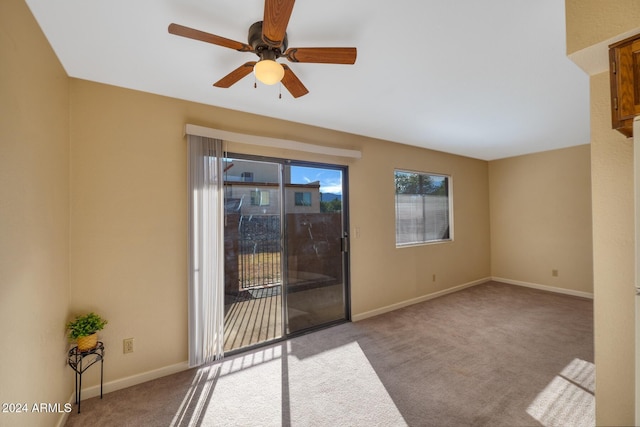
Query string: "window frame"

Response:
xmin=294 ymin=191 xmax=312 ymax=207
xmin=394 ymin=169 xmax=453 ymax=247
xmin=250 ymin=189 xmax=270 ymax=206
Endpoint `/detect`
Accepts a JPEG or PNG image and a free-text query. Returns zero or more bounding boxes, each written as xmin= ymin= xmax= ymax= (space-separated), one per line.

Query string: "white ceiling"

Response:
xmin=25 ymin=0 xmax=590 ymax=161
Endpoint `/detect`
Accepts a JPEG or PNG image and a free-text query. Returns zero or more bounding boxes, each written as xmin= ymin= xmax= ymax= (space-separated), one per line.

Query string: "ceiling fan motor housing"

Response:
xmin=249 ymin=21 xmax=287 ymax=60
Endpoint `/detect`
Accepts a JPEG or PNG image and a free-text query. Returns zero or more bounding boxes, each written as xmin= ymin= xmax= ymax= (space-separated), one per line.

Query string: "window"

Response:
xmin=250 ymin=190 xmax=270 ymax=206
xmin=294 ymin=191 xmax=312 ymax=206
xmin=395 ymin=170 xmax=452 ymax=246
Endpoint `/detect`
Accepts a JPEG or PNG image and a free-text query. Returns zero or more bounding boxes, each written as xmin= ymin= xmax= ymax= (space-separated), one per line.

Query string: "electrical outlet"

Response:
xmin=123 ymin=338 xmax=134 ymax=354
xmin=552 ymin=269 xmax=559 ymax=277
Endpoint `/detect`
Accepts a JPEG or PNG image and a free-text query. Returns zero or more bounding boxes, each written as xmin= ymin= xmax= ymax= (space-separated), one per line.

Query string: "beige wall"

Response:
xmin=68 ymin=78 xmax=491 ymax=386
xmin=565 ymin=0 xmax=640 ymax=55
xmin=489 ymin=145 xmax=593 ymax=295
xmin=68 ymin=81 xmax=190 ymax=384
xmin=591 ymin=71 xmax=635 ymax=424
xmin=566 ymin=1 xmax=639 ymax=424
xmin=0 ymin=0 xmax=71 ymax=426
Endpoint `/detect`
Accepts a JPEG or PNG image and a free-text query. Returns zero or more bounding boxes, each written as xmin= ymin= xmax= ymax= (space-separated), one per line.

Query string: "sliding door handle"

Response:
xmin=341 ymin=234 xmax=349 ymax=253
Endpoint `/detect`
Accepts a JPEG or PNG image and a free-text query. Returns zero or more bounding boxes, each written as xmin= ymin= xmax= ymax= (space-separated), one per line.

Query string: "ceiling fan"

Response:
xmin=168 ymin=0 xmax=357 ymax=98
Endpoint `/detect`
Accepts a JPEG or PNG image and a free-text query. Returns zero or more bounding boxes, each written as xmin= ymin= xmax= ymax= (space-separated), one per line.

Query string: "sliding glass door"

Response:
xmin=284 ymin=163 xmax=349 ymax=334
xmin=222 ymin=157 xmax=283 ymax=352
xmin=222 ymin=155 xmax=349 ymax=352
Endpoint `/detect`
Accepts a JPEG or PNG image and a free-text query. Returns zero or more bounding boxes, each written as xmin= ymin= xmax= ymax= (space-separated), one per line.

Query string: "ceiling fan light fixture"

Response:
xmin=254 ymin=59 xmax=284 ymax=85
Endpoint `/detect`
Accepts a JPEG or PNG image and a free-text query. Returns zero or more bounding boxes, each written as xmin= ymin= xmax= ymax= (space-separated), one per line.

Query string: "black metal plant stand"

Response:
xmin=67 ymin=341 xmax=104 ymax=414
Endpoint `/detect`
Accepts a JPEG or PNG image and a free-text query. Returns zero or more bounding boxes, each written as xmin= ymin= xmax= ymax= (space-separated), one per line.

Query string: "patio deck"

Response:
xmin=223 ymin=281 xmax=345 ymax=352
xmin=224 ymin=286 xmax=282 ymax=352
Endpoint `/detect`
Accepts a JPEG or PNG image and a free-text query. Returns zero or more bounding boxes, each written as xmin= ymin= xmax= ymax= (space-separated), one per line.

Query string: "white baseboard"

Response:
xmin=83 ymin=361 xmax=191 ymax=399
xmin=351 ymin=276 xmax=593 ymax=322
xmin=352 ymin=277 xmax=491 ymax=321
xmin=54 ymin=393 xmax=74 ymax=427
xmin=491 ymin=277 xmax=594 ymax=299
xmin=56 ymin=361 xmax=190 ymax=426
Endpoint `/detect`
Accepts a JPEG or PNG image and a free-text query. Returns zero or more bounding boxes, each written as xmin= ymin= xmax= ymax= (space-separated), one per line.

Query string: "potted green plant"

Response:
xmin=66 ymin=312 xmax=108 ymax=352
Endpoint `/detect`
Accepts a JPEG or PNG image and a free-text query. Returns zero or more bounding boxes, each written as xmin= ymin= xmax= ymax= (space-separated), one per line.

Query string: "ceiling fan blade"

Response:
xmin=281 ymin=64 xmax=308 ymax=98
xmin=213 ymin=62 xmax=257 ymax=88
xmin=284 ymin=47 xmax=357 ymax=64
xmin=168 ymin=23 xmax=253 ymax=52
xmin=262 ymin=0 xmax=295 ymax=47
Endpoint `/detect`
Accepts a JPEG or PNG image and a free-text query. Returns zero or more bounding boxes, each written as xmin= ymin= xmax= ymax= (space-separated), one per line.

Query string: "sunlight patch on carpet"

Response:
xmin=526 ymin=358 xmax=594 ymax=427
xmin=287 ymin=341 xmax=407 ymax=426
xmin=171 ymin=364 xmax=220 ymax=427
xmin=178 ymin=341 xmax=406 ymax=426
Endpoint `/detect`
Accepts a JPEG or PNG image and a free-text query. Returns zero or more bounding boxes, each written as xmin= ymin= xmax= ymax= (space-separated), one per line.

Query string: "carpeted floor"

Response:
xmin=64 ymin=281 xmax=594 ymax=426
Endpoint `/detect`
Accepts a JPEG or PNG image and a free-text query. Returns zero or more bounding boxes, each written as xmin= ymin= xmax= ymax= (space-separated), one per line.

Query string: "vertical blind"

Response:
xmin=187 ymin=135 xmax=225 ymax=366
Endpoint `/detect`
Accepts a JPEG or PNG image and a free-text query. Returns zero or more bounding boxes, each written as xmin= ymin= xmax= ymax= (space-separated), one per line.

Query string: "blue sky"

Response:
xmin=290 ymin=166 xmax=342 ymax=194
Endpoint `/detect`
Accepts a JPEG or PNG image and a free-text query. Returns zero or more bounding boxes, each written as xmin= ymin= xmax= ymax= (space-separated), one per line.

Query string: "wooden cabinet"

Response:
xmin=609 ymin=35 xmax=640 ymax=137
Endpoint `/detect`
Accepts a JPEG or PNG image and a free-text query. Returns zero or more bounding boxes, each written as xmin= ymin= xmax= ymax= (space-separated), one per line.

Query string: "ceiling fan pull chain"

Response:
xmin=254 ymin=75 xmax=257 ymax=89
xmin=279 ymin=82 xmax=282 ymax=99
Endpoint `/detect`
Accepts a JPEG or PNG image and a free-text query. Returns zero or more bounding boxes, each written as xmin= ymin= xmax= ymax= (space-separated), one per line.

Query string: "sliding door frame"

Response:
xmin=224 ymin=153 xmax=351 ymax=356
xmin=283 ymin=158 xmax=351 ymax=336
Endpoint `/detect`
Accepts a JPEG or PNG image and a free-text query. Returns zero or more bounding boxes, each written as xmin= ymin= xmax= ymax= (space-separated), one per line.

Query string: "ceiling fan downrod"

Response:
xmin=249 ymin=21 xmax=287 ymax=60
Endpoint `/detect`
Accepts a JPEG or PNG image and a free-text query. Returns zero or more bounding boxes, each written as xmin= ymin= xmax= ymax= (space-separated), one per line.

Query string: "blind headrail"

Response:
xmin=185 ymin=124 xmax=362 ymax=159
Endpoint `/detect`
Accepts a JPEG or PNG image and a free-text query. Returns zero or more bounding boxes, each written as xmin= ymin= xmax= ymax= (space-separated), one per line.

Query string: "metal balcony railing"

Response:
xmin=237 ymin=215 xmax=282 ymax=289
